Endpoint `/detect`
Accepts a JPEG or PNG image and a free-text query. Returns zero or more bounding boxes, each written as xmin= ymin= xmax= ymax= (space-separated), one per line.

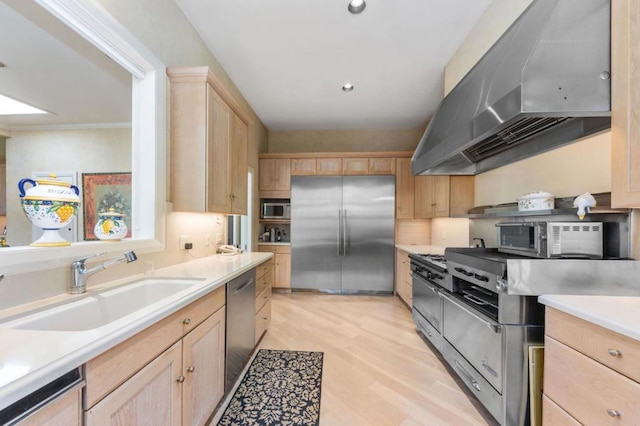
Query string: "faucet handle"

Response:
xmin=74 ymin=252 xmax=106 ymax=265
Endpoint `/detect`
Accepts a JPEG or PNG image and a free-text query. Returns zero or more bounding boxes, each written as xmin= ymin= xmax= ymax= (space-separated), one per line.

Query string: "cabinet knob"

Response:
xmin=607 ymin=409 xmax=622 ymax=418
xmin=176 ymin=375 xmax=185 ymax=383
xmin=186 ymin=366 xmax=195 ymax=373
xmin=183 ymin=318 xmax=191 ymax=325
xmin=608 ymin=349 xmax=622 ymax=357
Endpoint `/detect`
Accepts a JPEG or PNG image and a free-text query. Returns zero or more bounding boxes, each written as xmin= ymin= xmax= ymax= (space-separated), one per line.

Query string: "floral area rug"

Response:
xmin=217 ymin=349 xmax=324 ymax=426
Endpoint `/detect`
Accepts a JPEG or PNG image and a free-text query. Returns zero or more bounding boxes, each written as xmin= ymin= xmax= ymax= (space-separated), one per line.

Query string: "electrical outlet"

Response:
xmin=179 ymin=235 xmax=189 ymax=250
xmin=205 ymin=234 xmax=211 ymax=247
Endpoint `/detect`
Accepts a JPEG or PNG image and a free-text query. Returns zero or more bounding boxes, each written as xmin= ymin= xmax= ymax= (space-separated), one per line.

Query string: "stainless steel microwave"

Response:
xmin=261 ymin=202 xmax=291 ymax=219
xmin=496 ymin=221 xmax=603 ymax=259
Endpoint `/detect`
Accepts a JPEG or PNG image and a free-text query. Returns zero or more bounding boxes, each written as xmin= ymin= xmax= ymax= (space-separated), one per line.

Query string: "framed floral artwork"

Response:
xmin=82 ymin=172 xmax=132 ymax=240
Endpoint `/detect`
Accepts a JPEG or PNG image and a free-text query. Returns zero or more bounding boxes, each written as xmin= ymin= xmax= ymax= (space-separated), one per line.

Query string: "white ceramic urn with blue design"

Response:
xmin=18 ymin=174 xmax=80 ymax=246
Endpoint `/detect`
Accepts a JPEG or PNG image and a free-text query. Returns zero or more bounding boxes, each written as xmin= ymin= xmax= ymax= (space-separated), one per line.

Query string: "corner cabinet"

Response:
xmin=395 ymin=249 xmax=412 ymax=306
xmin=168 ymin=67 xmax=249 ymax=215
xmin=84 ymin=287 xmax=226 ymax=426
xmin=612 ymin=0 xmax=640 ymax=207
xmin=258 ymin=245 xmax=291 ymax=289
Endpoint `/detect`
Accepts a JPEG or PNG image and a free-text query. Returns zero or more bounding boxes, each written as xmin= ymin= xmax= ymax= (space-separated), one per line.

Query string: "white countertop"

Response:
xmin=258 ymin=242 xmax=290 ymax=246
xmin=539 ymin=294 xmax=640 ymax=342
xmin=395 ymin=244 xmax=447 ymax=255
xmin=0 ymin=252 xmax=272 ymax=410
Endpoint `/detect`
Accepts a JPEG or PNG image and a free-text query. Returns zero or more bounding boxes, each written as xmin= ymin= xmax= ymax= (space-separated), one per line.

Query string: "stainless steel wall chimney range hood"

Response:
xmin=412 ymin=0 xmax=611 ymax=176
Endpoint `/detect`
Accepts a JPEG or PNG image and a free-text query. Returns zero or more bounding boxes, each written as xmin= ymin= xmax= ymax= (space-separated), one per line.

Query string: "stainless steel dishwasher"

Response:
xmin=225 ymin=268 xmax=256 ymax=391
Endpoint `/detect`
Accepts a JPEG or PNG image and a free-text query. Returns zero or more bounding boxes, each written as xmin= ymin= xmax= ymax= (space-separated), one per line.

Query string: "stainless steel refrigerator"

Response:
xmin=291 ymin=175 xmax=395 ymax=293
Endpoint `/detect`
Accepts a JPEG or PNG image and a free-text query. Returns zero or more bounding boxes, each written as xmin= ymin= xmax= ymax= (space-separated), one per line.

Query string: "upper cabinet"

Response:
xmin=612 ymin=0 xmax=640 ymax=207
xmin=395 ymin=158 xmax=415 ymax=219
xmin=168 ymin=67 xmax=250 ymax=215
xmin=259 ymin=158 xmax=291 ymax=199
xmin=414 ymin=175 xmax=475 ymax=219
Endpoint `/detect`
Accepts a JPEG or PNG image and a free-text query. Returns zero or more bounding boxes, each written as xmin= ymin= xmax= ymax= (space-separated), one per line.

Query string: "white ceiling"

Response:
xmin=176 ymin=0 xmax=492 ymax=131
xmin=0 ymin=0 xmax=131 ymax=129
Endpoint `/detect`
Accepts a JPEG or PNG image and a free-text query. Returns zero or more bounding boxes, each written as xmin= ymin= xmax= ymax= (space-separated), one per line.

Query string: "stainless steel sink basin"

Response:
xmin=0 ymin=277 xmax=206 ymax=331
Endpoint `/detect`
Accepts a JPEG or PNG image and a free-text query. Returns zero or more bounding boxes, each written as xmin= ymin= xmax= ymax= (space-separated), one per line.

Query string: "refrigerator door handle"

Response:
xmin=337 ymin=210 xmax=342 ymax=256
xmin=343 ymin=209 xmax=348 ymax=256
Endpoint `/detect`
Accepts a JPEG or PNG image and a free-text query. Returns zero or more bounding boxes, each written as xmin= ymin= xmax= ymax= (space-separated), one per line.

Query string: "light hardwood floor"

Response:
xmin=258 ymin=293 xmax=498 ymax=425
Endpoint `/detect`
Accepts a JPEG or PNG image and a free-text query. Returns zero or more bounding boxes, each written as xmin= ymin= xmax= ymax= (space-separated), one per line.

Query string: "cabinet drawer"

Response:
xmin=546 ymin=307 xmax=640 ymax=382
xmin=255 ymin=273 xmax=270 ymax=296
xmin=255 ymin=284 xmax=271 ymax=313
xmin=259 ymin=245 xmax=291 ymax=254
xmin=544 ymin=336 xmax=640 ymax=425
xmin=542 ymin=395 xmax=580 ymax=426
xmin=85 ymin=287 xmax=224 ymax=408
xmin=256 ymin=258 xmax=274 ymax=279
xmin=255 ymin=298 xmax=272 ymax=343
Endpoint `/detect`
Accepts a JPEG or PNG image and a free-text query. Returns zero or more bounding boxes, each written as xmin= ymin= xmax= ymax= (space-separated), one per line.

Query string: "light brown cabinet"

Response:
xmin=17 ymin=385 xmax=83 ymax=426
xmin=369 ymin=157 xmax=396 ymax=175
xmin=290 ymin=158 xmax=317 ymax=176
xmin=395 ymin=249 xmax=412 ymax=307
xmin=85 ymin=287 xmax=226 ymax=426
xmin=255 ymin=258 xmax=274 ymax=343
xmin=343 ymin=158 xmax=369 ymax=175
xmin=317 ymin=158 xmax=342 ymax=175
xmin=414 ymin=175 xmax=474 ymax=219
xmin=395 ymin=158 xmax=415 ymax=219
xmin=543 ymin=307 xmax=640 ymax=425
xmin=259 ymin=158 xmax=291 ymax=198
xmin=168 ymin=67 xmax=249 ymax=215
xmin=612 ymin=1 xmax=640 ymax=207
xmin=259 ymin=245 xmax=291 ymax=288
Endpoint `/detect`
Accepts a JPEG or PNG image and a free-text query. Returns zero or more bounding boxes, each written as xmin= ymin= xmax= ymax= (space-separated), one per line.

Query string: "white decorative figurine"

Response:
xmin=573 ymin=193 xmax=597 ymax=220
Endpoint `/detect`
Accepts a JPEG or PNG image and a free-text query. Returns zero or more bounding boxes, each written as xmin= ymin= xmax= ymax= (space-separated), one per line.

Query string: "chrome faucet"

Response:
xmin=69 ymin=251 xmax=138 ymax=294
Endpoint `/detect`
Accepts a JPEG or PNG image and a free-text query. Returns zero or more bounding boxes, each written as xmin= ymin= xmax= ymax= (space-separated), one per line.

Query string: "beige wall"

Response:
xmin=268 ymin=128 xmax=423 ymax=153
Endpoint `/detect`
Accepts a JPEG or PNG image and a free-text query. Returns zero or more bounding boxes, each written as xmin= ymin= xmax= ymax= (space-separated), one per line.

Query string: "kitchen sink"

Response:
xmin=0 ymin=277 xmax=206 ymax=332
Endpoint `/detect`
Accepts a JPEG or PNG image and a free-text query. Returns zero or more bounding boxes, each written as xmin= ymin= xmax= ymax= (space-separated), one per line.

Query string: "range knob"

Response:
xmin=496 ymin=278 xmax=508 ymax=293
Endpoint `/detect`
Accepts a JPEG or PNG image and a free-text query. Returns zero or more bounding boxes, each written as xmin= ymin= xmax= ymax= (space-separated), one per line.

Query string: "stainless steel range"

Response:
xmin=412 ymin=245 xmax=640 ymax=426
xmin=411 ymin=250 xmax=544 ymax=425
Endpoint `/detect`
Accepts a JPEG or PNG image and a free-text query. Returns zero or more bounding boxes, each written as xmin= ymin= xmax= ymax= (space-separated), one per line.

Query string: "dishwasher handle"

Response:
xmin=233 ymin=277 xmax=254 ymax=294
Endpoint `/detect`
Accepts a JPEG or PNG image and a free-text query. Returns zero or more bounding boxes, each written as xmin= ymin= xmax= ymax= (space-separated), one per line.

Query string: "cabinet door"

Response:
xmin=182 ymin=307 xmax=226 ymax=426
xmin=414 ymin=175 xmax=435 ymax=219
xmin=317 ymin=158 xmax=342 ymax=175
xmin=612 ymin=0 xmax=640 ymax=207
xmin=369 ymin=157 xmax=396 ymax=175
xmin=274 ymin=159 xmax=291 ymax=190
xmin=86 ymin=341 xmax=182 ymax=426
xmin=230 ymin=113 xmax=248 ymax=215
xmin=259 ymin=158 xmax=276 ymax=191
xmin=433 ymin=176 xmax=451 ymax=217
xmin=274 ymin=253 xmax=291 ymax=288
xmin=291 ymin=158 xmax=317 ymax=175
xmin=395 ymin=158 xmax=415 ymax=219
xmin=395 ymin=250 xmax=406 ymax=300
xmin=17 ymin=385 xmax=82 ymax=426
xmin=343 ymin=158 xmax=369 ymax=175
xmin=449 ymin=176 xmax=475 ymax=216
xmin=207 ymin=87 xmax=232 ymax=213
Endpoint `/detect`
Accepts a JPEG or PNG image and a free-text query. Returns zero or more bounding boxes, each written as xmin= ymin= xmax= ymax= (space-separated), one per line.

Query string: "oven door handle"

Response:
xmin=463 ymin=293 xmax=490 ymax=306
xmin=442 ymin=293 xmax=502 ymax=334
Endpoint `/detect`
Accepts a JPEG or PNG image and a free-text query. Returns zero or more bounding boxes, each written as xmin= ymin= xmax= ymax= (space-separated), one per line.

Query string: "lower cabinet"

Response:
xmin=259 ymin=245 xmax=291 ymax=288
xmin=16 ymin=385 xmax=83 ymax=426
xmin=85 ymin=287 xmax=226 ymax=426
xmin=255 ymin=258 xmax=274 ymax=343
xmin=395 ymin=249 xmax=412 ymax=307
xmin=543 ymin=307 xmax=640 ymax=425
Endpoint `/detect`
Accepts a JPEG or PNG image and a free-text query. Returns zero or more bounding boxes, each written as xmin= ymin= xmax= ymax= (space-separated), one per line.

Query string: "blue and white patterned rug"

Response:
xmin=217 ymin=349 xmax=324 ymax=426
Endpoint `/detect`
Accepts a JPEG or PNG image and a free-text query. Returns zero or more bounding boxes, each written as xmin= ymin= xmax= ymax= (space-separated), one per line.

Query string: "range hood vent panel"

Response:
xmin=412 ymin=0 xmax=611 ymax=176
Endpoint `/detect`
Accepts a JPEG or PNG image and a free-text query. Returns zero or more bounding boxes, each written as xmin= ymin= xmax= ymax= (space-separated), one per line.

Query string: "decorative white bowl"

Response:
xmin=94 ymin=208 xmax=128 ymax=241
xmin=517 ymin=191 xmax=554 ymax=212
xmin=18 ymin=174 xmax=80 ymax=247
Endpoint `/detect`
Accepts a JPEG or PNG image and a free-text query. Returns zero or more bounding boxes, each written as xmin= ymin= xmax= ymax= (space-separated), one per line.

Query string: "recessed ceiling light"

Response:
xmin=348 ymin=0 xmax=366 ymax=14
xmin=0 ymin=94 xmax=47 ymax=115
xmin=342 ymin=84 xmax=354 ymax=92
